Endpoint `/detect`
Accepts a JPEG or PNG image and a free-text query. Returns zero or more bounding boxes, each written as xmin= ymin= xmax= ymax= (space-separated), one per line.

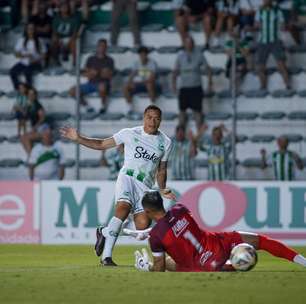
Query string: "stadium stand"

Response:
xmin=0 ymin=0 xmax=305 ymax=181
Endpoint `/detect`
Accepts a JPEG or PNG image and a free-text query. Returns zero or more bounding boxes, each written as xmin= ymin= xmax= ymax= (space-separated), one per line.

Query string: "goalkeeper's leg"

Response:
xmin=239 ymin=232 xmax=306 ymax=267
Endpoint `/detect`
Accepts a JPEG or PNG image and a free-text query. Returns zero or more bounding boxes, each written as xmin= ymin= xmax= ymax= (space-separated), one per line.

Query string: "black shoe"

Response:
xmin=99 ymin=108 xmax=106 ymax=114
xmin=101 ymin=257 xmax=117 ymax=267
xmin=95 ymin=225 xmax=106 ymax=257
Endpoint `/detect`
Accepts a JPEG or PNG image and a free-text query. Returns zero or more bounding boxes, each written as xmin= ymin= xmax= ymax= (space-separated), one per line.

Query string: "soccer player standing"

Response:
xmin=133 ymin=191 xmax=306 ymax=272
xmin=60 ymin=105 xmax=174 ymax=266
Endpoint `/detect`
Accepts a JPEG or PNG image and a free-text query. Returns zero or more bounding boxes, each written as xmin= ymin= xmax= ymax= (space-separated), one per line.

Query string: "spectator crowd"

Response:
xmin=2 ymin=0 xmax=306 ymax=180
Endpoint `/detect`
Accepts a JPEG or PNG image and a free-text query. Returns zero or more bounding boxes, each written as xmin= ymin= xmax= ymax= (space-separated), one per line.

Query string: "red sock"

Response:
xmin=258 ymin=235 xmax=297 ymax=262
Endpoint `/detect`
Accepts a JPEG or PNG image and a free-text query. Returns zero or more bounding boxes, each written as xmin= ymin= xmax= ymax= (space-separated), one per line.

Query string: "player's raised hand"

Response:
xmin=160 ymin=188 xmax=176 ymax=201
xmin=60 ymin=126 xmax=79 ymax=142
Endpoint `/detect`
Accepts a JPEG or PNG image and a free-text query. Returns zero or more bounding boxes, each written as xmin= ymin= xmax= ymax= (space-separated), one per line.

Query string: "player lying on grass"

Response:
xmin=60 ymin=105 xmax=175 ymax=266
xmin=128 ymin=191 xmax=306 ymax=272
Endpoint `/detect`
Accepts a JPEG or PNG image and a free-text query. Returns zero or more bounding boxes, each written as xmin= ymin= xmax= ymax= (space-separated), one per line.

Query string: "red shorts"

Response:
xmin=193 ymin=231 xmax=243 ymax=272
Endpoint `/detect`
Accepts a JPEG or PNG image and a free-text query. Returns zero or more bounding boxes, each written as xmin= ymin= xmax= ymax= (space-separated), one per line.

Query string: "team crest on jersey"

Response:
xmin=134 ymin=137 xmax=139 ymax=143
xmin=172 ymin=217 xmax=189 ymax=237
xmin=158 ymin=143 xmax=165 ymax=152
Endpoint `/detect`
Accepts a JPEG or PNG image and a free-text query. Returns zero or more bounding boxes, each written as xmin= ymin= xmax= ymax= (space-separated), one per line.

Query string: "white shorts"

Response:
xmin=115 ymin=173 xmax=150 ymax=214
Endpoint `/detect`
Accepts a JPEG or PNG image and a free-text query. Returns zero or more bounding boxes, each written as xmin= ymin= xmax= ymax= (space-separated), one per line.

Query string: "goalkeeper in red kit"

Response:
xmin=126 ymin=191 xmax=306 ymax=272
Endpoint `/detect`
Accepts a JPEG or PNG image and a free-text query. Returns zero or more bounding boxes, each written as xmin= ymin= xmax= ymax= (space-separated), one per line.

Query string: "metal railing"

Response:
xmin=231 ymin=38 xmax=238 ymax=180
xmin=75 ymin=24 xmax=85 ymax=180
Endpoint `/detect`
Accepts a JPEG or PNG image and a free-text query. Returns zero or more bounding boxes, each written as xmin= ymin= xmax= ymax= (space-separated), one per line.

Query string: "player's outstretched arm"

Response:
xmin=60 ymin=126 xmax=116 ymax=150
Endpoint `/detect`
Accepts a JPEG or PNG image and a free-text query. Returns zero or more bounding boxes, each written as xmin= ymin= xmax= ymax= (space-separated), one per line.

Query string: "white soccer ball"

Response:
xmin=230 ymin=243 xmax=258 ymax=271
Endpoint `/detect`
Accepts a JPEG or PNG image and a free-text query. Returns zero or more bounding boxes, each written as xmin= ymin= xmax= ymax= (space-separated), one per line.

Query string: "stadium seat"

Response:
xmin=298 ymin=90 xmax=306 ymax=97
xmin=250 ymin=135 xmax=275 ymax=143
xmin=216 ymin=90 xmax=232 ymax=99
xmin=236 ymin=112 xmax=259 ymax=120
xmin=279 ymin=134 xmax=303 ymax=143
xmin=38 ymin=91 xmax=56 ymax=99
xmin=242 ymin=158 xmax=263 ymax=168
xmin=162 ymin=112 xmax=177 ymax=120
xmin=260 ymin=111 xmax=286 ymax=120
xmin=206 ymin=112 xmax=232 ymax=121
xmin=100 ymin=113 xmax=124 ymax=121
xmin=80 ymin=112 xmax=100 ymax=121
xmin=271 ymin=89 xmax=296 ymax=98
xmin=236 ymin=135 xmax=248 ymax=143
xmin=7 ymin=135 xmax=19 ymax=143
xmin=142 ymin=24 xmax=164 ymax=32
xmin=243 ymin=89 xmax=268 ymax=98
xmin=0 ymin=112 xmax=15 ymax=121
xmin=288 ymin=111 xmax=306 ymax=120
xmin=79 ymin=159 xmax=101 ymax=168
xmin=126 ymin=112 xmax=143 ymax=121
xmin=65 ymin=159 xmax=76 ymax=168
xmin=47 ymin=112 xmax=72 ymax=121
xmin=0 ymin=135 xmax=7 ymax=143
xmin=0 ymin=158 xmax=23 ymax=167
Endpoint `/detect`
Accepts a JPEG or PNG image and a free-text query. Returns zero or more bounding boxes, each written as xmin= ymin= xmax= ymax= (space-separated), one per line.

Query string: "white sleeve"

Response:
xmin=113 ymin=128 xmax=130 ymax=145
xmin=150 ymin=60 xmax=158 ymax=74
xmin=255 ymin=10 xmax=260 ymax=23
xmin=28 ymin=146 xmax=39 ymax=165
xmin=15 ymin=38 xmax=24 ymax=53
xmin=266 ymin=153 xmax=273 ymax=166
xmin=56 ymin=143 xmax=65 ymax=165
xmin=161 ymin=140 xmax=172 ymax=162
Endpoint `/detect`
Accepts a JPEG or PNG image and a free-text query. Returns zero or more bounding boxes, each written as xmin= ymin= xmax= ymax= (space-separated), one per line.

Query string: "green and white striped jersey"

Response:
xmin=104 ymin=148 xmax=124 ymax=181
xmin=255 ymin=5 xmax=284 ymax=43
xmin=170 ymin=139 xmax=195 ymax=180
xmin=200 ymin=141 xmax=231 ymax=181
xmin=28 ymin=142 xmax=65 ymax=180
xmin=267 ymin=150 xmax=297 ymax=181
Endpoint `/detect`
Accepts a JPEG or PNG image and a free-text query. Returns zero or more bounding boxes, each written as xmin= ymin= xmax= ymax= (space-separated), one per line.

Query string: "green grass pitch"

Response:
xmin=0 ymin=245 xmax=306 ymax=304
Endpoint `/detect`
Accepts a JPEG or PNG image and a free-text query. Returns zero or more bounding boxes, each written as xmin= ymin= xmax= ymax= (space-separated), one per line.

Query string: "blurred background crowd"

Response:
xmin=0 ymin=0 xmax=305 ymax=181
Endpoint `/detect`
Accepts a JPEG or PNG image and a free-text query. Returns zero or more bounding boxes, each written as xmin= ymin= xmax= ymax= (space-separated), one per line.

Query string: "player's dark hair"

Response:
xmin=142 ymin=191 xmax=164 ymax=211
xmin=98 ymin=38 xmax=107 ymax=45
xmin=144 ymin=105 xmax=162 ymax=117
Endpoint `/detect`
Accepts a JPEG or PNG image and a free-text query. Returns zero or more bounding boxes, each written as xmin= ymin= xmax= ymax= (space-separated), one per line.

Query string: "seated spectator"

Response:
xmin=20 ymin=87 xmax=48 ymax=154
xmin=225 ymin=32 xmax=251 ymax=90
xmin=28 ymin=128 xmax=65 ymax=180
xmin=111 ymin=0 xmax=141 ymax=47
xmin=170 ymin=125 xmax=197 ymax=180
xmin=29 ymin=2 xmax=53 ymax=65
xmin=10 ymin=23 xmax=46 ymax=90
xmin=292 ymin=0 xmax=306 ymax=43
xmin=51 ymin=0 xmax=81 ymax=66
xmin=51 ymin=0 xmax=89 ymax=20
xmin=123 ymin=46 xmax=159 ymax=114
xmin=212 ymin=0 xmax=240 ymax=48
xmin=255 ymin=0 xmax=290 ymax=90
xmin=12 ymin=83 xmax=29 ymax=137
xmin=101 ymin=144 xmax=124 ymax=180
xmin=238 ymin=0 xmax=263 ymax=39
xmin=172 ymin=36 xmax=212 ymax=131
xmin=69 ymin=39 xmax=115 ymax=113
xmin=260 ymin=136 xmax=304 ymax=180
xmin=173 ymin=0 xmax=215 ymax=47
xmin=198 ymin=124 xmax=232 ymax=181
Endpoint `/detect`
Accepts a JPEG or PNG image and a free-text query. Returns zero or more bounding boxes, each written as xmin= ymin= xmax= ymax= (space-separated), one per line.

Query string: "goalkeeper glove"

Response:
xmin=134 ymin=248 xmax=152 ymax=272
